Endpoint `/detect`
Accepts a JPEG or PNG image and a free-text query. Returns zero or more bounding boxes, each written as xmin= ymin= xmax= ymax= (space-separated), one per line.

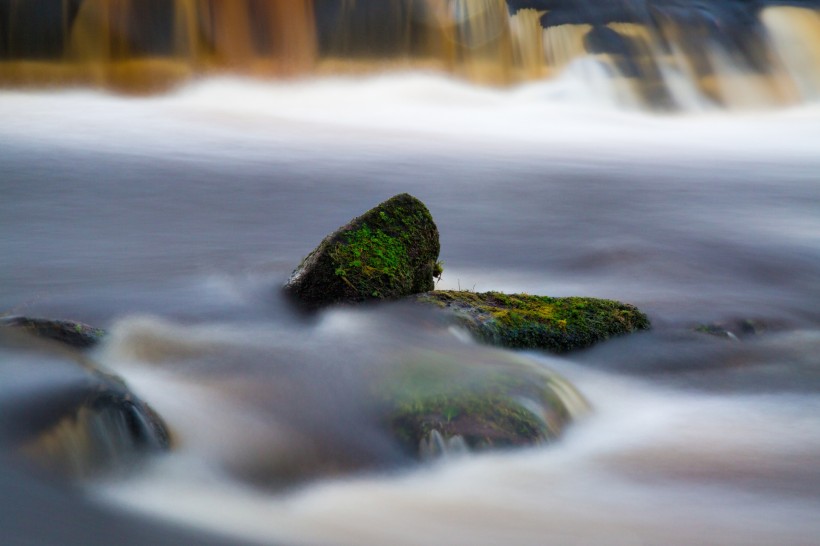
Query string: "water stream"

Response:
xmin=2 ymin=2 xmax=820 ymax=545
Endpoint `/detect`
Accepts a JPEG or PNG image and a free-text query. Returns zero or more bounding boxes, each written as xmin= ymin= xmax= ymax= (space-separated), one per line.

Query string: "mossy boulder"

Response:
xmin=0 ymin=316 xmax=106 ymax=349
xmin=284 ymin=193 xmax=440 ymax=308
xmin=415 ymin=291 xmax=650 ymax=353
xmin=381 ymin=349 xmax=587 ymax=457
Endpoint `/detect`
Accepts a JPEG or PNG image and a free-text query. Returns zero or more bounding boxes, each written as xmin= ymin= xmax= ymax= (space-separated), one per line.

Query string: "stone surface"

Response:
xmin=0 ymin=333 xmax=170 ymax=479
xmin=14 ymin=380 xmax=172 ymax=479
xmin=415 ymin=290 xmax=650 ymax=353
xmin=695 ymin=318 xmax=769 ymax=341
xmin=284 ymin=193 xmax=440 ymax=308
xmin=381 ymin=349 xmax=588 ymax=457
xmin=0 ymin=316 xmax=106 ymax=349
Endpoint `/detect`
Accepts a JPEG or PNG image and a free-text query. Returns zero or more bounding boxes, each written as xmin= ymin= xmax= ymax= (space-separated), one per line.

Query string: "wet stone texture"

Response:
xmin=284 ymin=193 xmax=440 ymax=309
xmin=0 ymin=316 xmax=106 ymax=349
xmin=380 ymin=349 xmax=587 ymax=457
xmin=415 ymin=291 xmax=650 ymax=353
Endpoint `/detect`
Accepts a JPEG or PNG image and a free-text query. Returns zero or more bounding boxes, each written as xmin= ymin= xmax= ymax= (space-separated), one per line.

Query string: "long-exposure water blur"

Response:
xmin=1 ymin=2 xmax=819 ymax=545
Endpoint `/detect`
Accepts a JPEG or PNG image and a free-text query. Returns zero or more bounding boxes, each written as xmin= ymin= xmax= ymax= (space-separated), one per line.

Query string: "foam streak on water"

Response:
xmin=93 ymin=339 xmax=820 ymax=546
xmin=1 ymin=74 xmax=819 ymax=161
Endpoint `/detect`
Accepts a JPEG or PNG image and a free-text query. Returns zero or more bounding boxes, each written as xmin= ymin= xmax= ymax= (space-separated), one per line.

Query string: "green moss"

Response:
xmin=390 ymin=392 xmax=547 ymax=453
xmin=381 ymin=350 xmax=579 ymax=456
xmin=330 ymin=224 xmax=411 ymax=298
xmin=433 ymin=260 xmax=444 ymax=280
xmin=285 ymin=194 xmax=440 ymax=307
xmin=416 ymin=291 xmax=650 ymax=353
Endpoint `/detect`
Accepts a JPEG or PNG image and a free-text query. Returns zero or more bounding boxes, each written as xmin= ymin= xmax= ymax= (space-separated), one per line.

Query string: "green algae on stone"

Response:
xmin=0 ymin=316 xmax=106 ymax=349
xmin=694 ymin=318 xmax=769 ymax=341
xmin=381 ymin=349 xmax=587 ymax=457
xmin=284 ymin=193 xmax=440 ymax=308
xmin=415 ymin=291 xmax=650 ymax=353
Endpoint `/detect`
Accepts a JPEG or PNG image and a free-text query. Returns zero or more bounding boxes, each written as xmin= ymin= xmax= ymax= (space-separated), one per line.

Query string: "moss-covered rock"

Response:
xmin=381 ymin=349 xmax=587 ymax=457
xmin=0 ymin=316 xmax=106 ymax=349
xmin=284 ymin=193 xmax=440 ymax=308
xmin=415 ymin=291 xmax=650 ymax=353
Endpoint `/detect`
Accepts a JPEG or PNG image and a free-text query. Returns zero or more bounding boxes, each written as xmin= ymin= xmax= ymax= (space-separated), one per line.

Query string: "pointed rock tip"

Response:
xmin=284 ymin=194 xmax=440 ymax=309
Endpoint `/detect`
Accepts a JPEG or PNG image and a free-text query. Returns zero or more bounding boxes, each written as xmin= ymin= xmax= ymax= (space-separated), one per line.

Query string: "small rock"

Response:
xmin=16 ymin=384 xmax=172 ymax=479
xmin=1 ymin=316 xmax=106 ymax=349
xmin=695 ymin=318 xmax=769 ymax=341
xmin=414 ymin=291 xmax=650 ymax=353
xmin=284 ymin=193 xmax=440 ymax=308
xmin=0 ymin=335 xmax=170 ymax=479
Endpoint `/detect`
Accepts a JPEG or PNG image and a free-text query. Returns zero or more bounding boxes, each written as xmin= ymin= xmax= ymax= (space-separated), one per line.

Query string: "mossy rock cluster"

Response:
xmin=415 ymin=291 xmax=650 ymax=353
xmin=1 ymin=316 xmax=106 ymax=349
xmin=284 ymin=193 xmax=440 ymax=308
xmin=381 ymin=350 xmax=587 ymax=457
xmin=279 ymin=195 xmax=651 ymax=458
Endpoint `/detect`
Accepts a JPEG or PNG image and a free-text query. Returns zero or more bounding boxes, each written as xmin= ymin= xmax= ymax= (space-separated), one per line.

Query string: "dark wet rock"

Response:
xmin=695 ymin=318 xmax=769 ymax=341
xmin=415 ymin=291 xmax=650 ymax=353
xmin=284 ymin=193 xmax=440 ymax=308
xmin=0 ymin=316 xmax=106 ymax=349
xmin=696 ymin=323 xmax=741 ymax=341
xmin=0 ymin=334 xmax=170 ymax=479
xmin=382 ymin=349 xmax=587 ymax=457
xmin=584 ymin=25 xmax=636 ymax=56
xmin=14 ymin=382 xmax=173 ymax=480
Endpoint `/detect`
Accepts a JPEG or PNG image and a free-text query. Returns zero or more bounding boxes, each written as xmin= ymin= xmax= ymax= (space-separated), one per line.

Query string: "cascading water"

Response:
xmin=1 ymin=1 xmax=820 ymax=545
xmin=0 ymin=0 xmax=818 ymax=107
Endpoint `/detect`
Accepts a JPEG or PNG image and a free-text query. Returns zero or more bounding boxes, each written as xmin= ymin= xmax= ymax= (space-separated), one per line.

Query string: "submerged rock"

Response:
xmin=16 ymin=380 xmax=172 ymax=479
xmin=0 ymin=316 xmax=106 ymax=349
xmin=284 ymin=193 xmax=440 ymax=308
xmin=382 ymin=349 xmax=588 ymax=457
xmin=695 ymin=318 xmax=769 ymax=341
xmin=0 ymin=332 xmax=170 ymax=479
xmin=415 ymin=291 xmax=650 ymax=353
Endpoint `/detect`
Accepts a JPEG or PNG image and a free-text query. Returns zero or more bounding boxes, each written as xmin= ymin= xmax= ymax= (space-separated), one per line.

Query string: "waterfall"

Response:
xmin=0 ymin=0 xmax=818 ymax=108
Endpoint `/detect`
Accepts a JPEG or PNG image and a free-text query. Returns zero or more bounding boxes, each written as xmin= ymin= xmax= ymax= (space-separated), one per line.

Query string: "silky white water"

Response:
xmin=91 ymin=317 xmax=820 ymax=546
xmin=3 ymin=71 xmax=820 ymax=161
xmin=1 ymin=72 xmax=819 ymax=545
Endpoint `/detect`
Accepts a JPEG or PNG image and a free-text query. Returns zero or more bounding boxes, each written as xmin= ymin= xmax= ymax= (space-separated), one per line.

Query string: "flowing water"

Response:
xmin=2 ymin=2 xmax=820 ymax=545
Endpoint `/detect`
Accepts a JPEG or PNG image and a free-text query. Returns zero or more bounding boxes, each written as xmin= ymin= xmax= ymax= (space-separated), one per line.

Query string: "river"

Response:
xmin=1 ymin=68 xmax=819 ymax=544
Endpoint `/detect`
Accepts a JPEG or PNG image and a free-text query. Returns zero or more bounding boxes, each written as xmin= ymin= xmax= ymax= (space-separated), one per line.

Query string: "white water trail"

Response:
xmin=93 ymin=352 xmax=820 ymax=546
xmin=1 ymin=72 xmax=819 ymax=166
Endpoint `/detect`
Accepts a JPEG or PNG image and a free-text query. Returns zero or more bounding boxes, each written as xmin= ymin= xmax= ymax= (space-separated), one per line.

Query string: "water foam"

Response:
xmin=1 ymin=73 xmax=819 ymax=167
xmin=94 ymin=359 xmax=820 ymax=546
